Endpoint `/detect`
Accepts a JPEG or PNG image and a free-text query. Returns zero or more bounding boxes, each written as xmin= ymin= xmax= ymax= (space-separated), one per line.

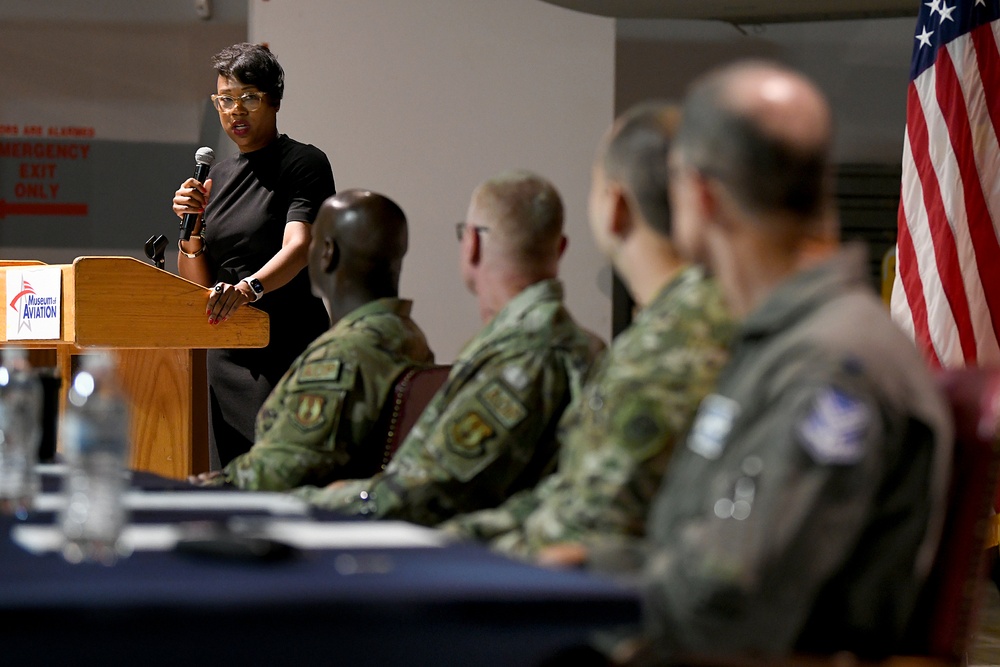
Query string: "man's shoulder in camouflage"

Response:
xmin=289 ymin=311 xmax=431 ymax=388
xmin=342 ymin=308 xmax=434 ymax=360
xmin=225 ymin=309 xmax=433 ymax=491
xmin=639 ymin=266 xmax=733 ymax=343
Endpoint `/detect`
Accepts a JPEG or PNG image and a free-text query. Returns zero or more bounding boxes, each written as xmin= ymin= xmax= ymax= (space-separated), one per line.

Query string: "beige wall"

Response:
xmin=250 ymin=0 xmax=616 ymax=361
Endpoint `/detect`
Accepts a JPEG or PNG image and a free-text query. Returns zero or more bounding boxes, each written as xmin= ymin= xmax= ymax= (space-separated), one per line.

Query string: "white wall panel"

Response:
xmin=250 ymin=0 xmax=616 ymax=360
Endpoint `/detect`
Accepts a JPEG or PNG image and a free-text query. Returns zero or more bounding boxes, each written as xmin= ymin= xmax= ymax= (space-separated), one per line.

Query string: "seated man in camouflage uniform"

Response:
xmin=294 ymin=170 xmax=602 ymax=525
xmin=190 ymin=189 xmax=434 ymax=490
xmin=440 ymin=103 xmax=733 ymax=558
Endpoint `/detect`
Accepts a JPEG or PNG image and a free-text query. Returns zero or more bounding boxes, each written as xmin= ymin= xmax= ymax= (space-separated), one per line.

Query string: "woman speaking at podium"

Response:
xmin=171 ymin=42 xmax=335 ymax=468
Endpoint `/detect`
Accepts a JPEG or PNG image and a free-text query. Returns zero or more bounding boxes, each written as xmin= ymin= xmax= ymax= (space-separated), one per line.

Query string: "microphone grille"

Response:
xmin=194 ymin=146 xmax=216 ymax=165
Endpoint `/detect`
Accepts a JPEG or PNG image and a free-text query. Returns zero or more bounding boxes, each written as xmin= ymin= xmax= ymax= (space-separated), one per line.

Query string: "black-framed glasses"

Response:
xmin=211 ymin=91 xmax=267 ymax=112
xmin=455 ymin=222 xmax=490 ymax=241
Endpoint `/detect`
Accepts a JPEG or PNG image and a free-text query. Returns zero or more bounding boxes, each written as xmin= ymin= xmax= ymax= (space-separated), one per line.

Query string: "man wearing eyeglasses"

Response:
xmin=441 ymin=103 xmax=734 ymax=559
xmin=172 ymin=42 xmax=335 ymax=468
xmin=295 ymin=170 xmax=604 ymax=525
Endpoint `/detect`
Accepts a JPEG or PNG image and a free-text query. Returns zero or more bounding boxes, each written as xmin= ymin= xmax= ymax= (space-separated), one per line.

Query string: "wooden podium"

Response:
xmin=0 ymin=257 xmax=269 ymax=479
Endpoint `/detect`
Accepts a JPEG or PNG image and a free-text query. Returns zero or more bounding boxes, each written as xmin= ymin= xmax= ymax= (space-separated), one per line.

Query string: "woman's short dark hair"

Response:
xmin=212 ymin=42 xmax=284 ymax=106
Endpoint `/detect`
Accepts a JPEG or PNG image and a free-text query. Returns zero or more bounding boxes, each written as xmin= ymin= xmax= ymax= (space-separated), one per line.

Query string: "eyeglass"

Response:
xmin=211 ymin=92 xmax=267 ymax=112
xmin=455 ymin=222 xmax=490 ymax=241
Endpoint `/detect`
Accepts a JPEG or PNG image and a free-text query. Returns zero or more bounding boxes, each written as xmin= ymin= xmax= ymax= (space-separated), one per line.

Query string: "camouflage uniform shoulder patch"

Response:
xmin=448 ymin=411 xmax=496 ymax=460
xmin=298 ymin=358 xmax=343 ymax=383
xmin=478 ymin=380 xmax=528 ymax=429
xmin=613 ymin=398 xmax=670 ymax=461
xmin=292 ymin=394 xmax=328 ymax=432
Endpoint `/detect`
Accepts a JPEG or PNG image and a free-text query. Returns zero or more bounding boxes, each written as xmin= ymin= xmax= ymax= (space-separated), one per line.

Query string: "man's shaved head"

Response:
xmin=310 ymin=189 xmax=409 ymax=314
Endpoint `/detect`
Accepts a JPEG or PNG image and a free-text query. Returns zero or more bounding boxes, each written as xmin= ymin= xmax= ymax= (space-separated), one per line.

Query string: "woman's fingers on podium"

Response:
xmin=206 ymin=283 xmax=248 ymax=325
xmin=206 ymin=282 xmax=227 ymax=324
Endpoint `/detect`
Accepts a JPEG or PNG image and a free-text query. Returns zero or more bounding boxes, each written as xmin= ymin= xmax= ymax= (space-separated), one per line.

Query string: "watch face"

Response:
xmin=249 ymin=278 xmax=263 ymax=294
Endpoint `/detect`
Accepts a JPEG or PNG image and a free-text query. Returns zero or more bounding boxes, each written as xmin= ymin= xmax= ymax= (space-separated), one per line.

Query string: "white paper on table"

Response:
xmin=262 ymin=520 xmax=447 ymax=549
xmin=36 ymin=463 xmax=67 ymax=476
xmin=11 ymin=520 xmax=447 ymax=555
xmin=12 ymin=524 xmax=180 ymax=555
xmin=31 ymin=491 xmax=310 ymax=516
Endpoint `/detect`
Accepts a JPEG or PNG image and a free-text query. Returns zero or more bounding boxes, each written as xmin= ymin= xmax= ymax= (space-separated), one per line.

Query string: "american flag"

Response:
xmin=891 ymin=0 xmax=1000 ymax=368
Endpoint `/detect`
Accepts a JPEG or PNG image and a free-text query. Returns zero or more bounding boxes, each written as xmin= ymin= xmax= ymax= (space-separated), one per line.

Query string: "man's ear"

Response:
xmin=695 ymin=172 xmax=729 ymax=230
xmin=466 ymin=227 xmax=482 ymax=267
xmin=322 ymin=239 xmax=340 ymax=274
xmin=608 ymin=183 xmax=634 ymax=241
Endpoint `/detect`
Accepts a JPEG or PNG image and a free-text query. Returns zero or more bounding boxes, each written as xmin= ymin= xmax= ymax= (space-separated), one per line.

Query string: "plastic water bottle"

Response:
xmin=59 ymin=351 xmax=131 ymax=565
xmin=0 ymin=348 xmax=43 ymax=519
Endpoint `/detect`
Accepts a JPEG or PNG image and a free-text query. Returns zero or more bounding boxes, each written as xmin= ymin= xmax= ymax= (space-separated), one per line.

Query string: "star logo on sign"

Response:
xmin=916 ymin=25 xmax=935 ymax=48
xmin=8 ymin=277 xmax=35 ymax=334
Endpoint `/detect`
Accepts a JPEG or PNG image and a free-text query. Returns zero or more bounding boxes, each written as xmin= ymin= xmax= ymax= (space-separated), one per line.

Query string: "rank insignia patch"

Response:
xmin=448 ymin=411 xmax=495 ymax=458
xmin=797 ymin=387 xmax=870 ymax=465
xmin=293 ymin=394 xmax=326 ymax=431
xmin=299 ymin=359 xmax=342 ymax=383
xmin=479 ymin=380 xmax=527 ymax=429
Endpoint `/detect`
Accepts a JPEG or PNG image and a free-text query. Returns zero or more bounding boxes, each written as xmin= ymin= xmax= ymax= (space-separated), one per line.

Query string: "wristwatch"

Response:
xmin=241 ymin=277 xmax=264 ymax=302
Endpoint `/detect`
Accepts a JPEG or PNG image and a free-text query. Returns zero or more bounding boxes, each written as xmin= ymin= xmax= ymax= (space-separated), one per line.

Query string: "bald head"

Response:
xmin=468 ymin=169 xmax=564 ymax=275
xmin=600 ymin=101 xmax=680 ymax=237
xmin=310 ymin=189 xmax=408 ymax=311
xmin=674 ymin=60 xmax=834 ymax=222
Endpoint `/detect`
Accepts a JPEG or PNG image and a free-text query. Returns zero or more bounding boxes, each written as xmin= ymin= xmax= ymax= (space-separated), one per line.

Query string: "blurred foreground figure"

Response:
xmin=616 ymin=60 xmax=952 ymax=663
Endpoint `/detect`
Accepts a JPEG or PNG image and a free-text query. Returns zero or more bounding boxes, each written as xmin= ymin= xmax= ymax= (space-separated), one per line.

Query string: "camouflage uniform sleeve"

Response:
xmin=448 ymin=282 xmax=730 ymax=559
xmin=304 ymin=348 xmax=573 ymax=525
xmin=518 ymin=339 xmax=730 ymax=554
xmin=641 ymin=364 xmax=892 ymax=656
xmin=437 ymin=486 xmax=543 ymax=546
xmin=222 ymin=352 xmax=357 ymax=491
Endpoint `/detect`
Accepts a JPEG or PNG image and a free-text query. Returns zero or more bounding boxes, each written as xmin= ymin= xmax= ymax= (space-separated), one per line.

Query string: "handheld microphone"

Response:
xmin=179 ymin=146 xmax=216 ymax=242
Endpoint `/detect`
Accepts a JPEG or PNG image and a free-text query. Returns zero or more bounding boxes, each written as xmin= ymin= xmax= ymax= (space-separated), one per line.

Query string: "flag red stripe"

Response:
xmin=896 ymin=183 xmax=942 ymax=368
xmin=906 ymin=80 xmax=979 ymax=363
xmin=972 ymin=24 xmax=1000 ymax=156
xmin=936 ymin=44 xmax=1000 ymax=352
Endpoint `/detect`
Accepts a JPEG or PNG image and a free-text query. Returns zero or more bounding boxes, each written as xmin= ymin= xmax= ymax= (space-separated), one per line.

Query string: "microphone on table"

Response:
xmin=179 ymin=146 xmax=216 ymax=242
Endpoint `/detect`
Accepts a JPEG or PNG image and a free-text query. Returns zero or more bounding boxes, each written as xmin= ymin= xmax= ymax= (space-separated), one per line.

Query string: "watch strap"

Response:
xmin=241 ymin=277 xmax=264 ymax=302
